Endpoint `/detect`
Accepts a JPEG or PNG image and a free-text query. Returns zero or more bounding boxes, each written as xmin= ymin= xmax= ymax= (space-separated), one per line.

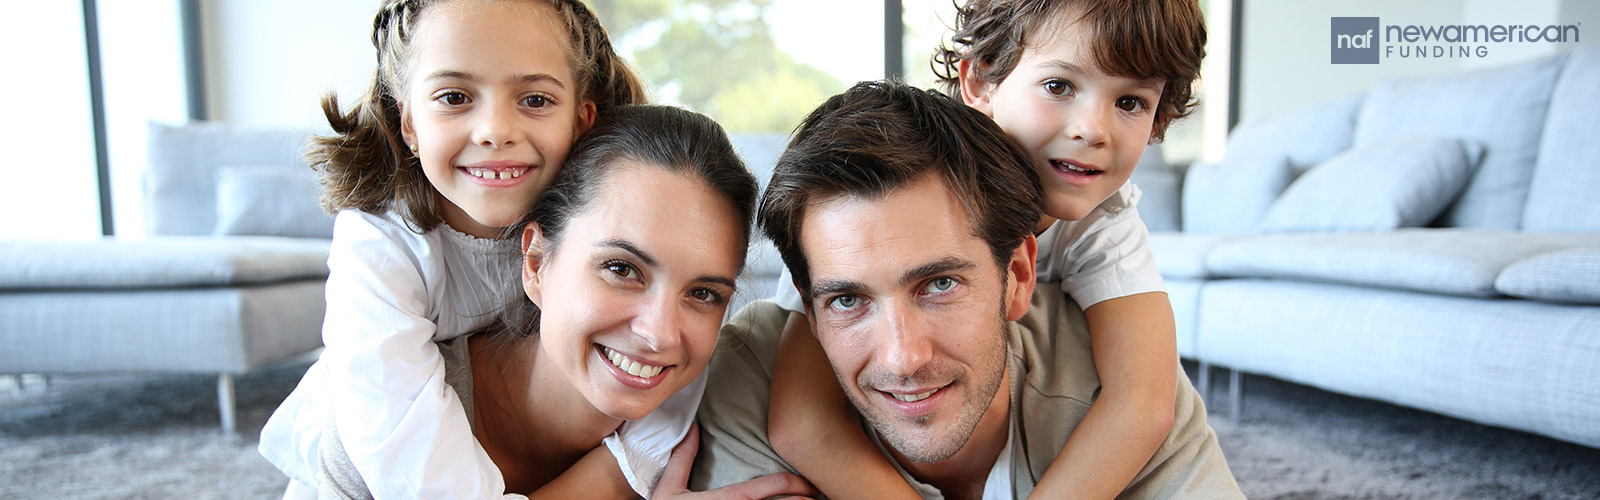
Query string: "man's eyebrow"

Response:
xmin=899 ymin=257 xmax=977 ymax=287
xmin=597 ymin=239 xmax=657 ymax=268
xmin=810 ymin=278 xmax=867 ymax=301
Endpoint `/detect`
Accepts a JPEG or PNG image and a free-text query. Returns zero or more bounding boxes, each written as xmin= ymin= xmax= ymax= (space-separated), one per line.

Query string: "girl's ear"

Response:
xmin=522 ymin=222 xmax=550 ymax=307
xmin=399 ymin=100 xmax=417 ymax=152
xmin=959 ymin=59 xmax=997 ymax=118
xmin=576 ymin=100 xmax=598 ymax=135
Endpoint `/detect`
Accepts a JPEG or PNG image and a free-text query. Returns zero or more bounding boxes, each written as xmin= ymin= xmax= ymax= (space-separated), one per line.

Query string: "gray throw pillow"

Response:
xmin=1259 ymin=137 xmax=1484 ymax=233
xmin=213 ymin=165 xmax=334 ymax=239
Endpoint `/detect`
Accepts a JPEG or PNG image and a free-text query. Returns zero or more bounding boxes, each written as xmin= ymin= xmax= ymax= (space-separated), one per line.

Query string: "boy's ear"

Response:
xmin=1004 ymin=234 xmax=1038 ymax=322
xmin=958 ymin=59 xmax=997 ymax=118
xmin=521 ymin=223 xmax=549 ymax=307
xmin=398 ymin=101 xmax=417 ymax=152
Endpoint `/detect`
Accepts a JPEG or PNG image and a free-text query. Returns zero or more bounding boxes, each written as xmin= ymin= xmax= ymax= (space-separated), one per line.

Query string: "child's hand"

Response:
xmin=650 ymin=423 xmax=818 ymax=500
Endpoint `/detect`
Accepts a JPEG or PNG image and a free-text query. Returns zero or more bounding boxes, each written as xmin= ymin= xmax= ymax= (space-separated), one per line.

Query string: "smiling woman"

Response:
xmin=314 ymin=104 xmax=813 ymax=499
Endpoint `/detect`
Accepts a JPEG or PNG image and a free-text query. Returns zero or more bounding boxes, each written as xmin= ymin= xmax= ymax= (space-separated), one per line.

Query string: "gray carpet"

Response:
xmin=2 ymin=360 xmax=1597 ymax=499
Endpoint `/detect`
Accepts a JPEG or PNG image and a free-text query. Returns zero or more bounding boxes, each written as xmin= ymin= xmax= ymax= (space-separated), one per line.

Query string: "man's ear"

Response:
xmin=521 ymin=223 xmax=550 ymax=307
xmin=1004 ymin=234 xmax=1038 ymax=322
xmin=959 ymin=59 xmax=997 ymax=118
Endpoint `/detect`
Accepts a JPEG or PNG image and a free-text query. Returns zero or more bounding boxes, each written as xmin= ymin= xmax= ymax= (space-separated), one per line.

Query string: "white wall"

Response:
xmin=201 ymin=0 xmax=375 ymax=128
xmin=1239 ymin=0 xmax=1594 ymax=123
xmin=0 ymin=2 xmax=101 ymax=240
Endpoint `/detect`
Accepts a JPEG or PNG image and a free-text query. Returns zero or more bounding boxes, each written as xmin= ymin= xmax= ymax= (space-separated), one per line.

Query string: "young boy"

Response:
xmin=766 ymin=0 xmax=1207 ymax=497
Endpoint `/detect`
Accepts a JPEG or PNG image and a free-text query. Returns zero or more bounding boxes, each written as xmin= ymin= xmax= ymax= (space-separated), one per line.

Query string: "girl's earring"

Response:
xmin=409 ymin=143 xmax=418 ymax=154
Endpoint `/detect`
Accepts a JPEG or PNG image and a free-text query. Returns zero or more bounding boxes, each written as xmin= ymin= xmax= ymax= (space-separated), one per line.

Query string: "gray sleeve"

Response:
xmin=686 ymin=300 xmax=801 ymax=490
xmin=316 ymin=405 xmax=376 ymax=500
xmin=313 ymin=338 xmax=475 ymax=500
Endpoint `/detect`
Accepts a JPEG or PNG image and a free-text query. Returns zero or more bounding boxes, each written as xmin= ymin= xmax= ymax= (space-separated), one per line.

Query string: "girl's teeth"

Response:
xmin=603 ymin=347 xmax=665 ymax=378
xmin=468 ymin=168 xmax=526 ymax=179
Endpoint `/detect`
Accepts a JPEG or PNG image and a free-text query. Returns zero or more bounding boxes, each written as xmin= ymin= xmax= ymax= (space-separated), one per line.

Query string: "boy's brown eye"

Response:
xmin=1044 ymin=80 xmax=1070 ymax=96
xmin=522 ymin=95 xmax=549 ymax=108
xmin=1116 ymin=96 xmax=1146 ymax=112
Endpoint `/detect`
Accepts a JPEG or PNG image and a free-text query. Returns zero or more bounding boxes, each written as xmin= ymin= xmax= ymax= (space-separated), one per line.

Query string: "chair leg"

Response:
xmin=1196 ymin=361 xmax=1212 ymax=407
xmin=1228 ymin=368 xmax=1244 ymax=424
xmin=218 ymin=373 xmax=237 ymax=435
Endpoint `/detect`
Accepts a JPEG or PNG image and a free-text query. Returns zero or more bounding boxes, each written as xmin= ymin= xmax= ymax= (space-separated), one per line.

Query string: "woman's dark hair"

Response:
xmin=305 ymin=0 xmax=647 ymax=232
xmin=494 ymin=104 xmax=759 ymax=338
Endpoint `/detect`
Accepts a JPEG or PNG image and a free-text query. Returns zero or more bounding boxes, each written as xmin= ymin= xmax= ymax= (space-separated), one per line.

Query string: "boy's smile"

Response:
xmin=962 ymin=10 xmax=1164 ymax=223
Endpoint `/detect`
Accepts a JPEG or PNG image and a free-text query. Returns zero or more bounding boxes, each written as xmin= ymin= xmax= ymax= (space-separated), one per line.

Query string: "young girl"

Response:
xmin=765 ymin=0 xmax=1207 ymax=498
xmin=257 ymin=0 xmax=686 ymax=497
xmin=314 ymin=104 xmax=815 ymax=500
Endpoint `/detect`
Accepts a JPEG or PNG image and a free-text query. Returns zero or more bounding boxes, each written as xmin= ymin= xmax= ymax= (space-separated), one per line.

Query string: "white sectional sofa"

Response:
xmin=0 ymin=122 xmax=331 ymax=434
xmin=1135 ymin=45 xmax=1600 ymax=448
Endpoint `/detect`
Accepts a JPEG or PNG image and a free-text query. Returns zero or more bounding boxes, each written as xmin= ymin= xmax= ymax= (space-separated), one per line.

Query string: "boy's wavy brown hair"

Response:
xmin=932 ymin=0 xmax=1206 ymax=142
xmin=307 ymin=0 xmax=647 ymax=232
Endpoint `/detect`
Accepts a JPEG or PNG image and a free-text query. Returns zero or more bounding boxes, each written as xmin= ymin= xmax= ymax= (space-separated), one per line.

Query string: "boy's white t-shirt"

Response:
xmin=259 ymin=209 xmax=701 ymax=499
xmin=772 ymin=182 xmax=1164 ymax=312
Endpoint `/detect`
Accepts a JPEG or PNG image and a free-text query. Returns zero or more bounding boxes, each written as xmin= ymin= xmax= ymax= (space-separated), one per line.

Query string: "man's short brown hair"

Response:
xmin=933 ymin=0 xmax=1207 ymax=142
xmin=758 ymin=80 xmax=1042 ymax=304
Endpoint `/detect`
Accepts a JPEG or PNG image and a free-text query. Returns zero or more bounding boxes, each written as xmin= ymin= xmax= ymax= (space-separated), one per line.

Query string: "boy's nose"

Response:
xmin=1066 ymin=105 xmax=1109 ymax=146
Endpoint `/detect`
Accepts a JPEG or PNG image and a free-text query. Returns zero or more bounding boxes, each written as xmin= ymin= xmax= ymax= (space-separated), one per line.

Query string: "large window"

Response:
xmin=592 ymin=0 xmax=884 ymax=133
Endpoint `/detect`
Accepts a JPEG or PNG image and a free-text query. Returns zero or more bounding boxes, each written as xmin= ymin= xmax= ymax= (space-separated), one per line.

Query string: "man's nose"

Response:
xmin=877 ymin=302 xmax=932 ymax=379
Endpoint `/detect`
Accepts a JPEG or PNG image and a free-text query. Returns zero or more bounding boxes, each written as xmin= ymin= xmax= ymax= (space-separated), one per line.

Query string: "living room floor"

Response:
xmin=1 ymin=360 xmax=1596 ymax=499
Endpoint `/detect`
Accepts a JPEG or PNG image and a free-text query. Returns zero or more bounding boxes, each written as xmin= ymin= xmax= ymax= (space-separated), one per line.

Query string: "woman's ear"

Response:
xmin=522 ymin=222 xmax=549 ymax=307
xmin=959 ymin=59 xmax=997 ymax=118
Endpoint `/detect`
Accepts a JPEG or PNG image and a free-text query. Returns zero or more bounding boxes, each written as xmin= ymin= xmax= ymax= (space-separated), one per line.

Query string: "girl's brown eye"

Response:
xmin=439 ymin=92 xmax=468 ymax=106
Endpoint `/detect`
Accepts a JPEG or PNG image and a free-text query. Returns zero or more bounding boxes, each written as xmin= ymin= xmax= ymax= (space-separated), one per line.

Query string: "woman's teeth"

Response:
xmin=891 ymin=389 xmax=937 ymax=402
xmin=603 ymin=346 xmax=665 ymax=378
xmin=466 ymin=167 xmax=526 ymax=180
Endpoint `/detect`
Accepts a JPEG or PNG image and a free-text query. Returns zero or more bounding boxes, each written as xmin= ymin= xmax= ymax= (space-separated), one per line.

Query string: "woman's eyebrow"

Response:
xmin=597 ymin=239 xmax=657 ymax=267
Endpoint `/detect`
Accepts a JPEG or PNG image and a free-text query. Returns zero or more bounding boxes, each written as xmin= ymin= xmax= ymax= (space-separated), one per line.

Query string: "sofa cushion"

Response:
xmin=1495 ymin=248 xmax=1600 ymax=305
xmin=1525 ymin=45 xmax=1600 ymax=233
xmin=214 ymin=165 xmax=335 ymax=239
xmin=145 ymin=122 xmax=312 ymax=236
xmin=1148 ymin=233 xmax=1234 ymax=279
xmin=1181 ymin=94 xmax=1364 ymax=235
xmin=0 ymin=237 xmax=331 ymax=291
xmin=1259 ymin=138 xmax=1483 ymax=233
xmin=1130 ymin=144 xmax=1181 ymax=232
xmin=1203 ymin=230 xmax=1600 ymax=297
xmin=1353 ymin=53 xmax=1565 ymax=230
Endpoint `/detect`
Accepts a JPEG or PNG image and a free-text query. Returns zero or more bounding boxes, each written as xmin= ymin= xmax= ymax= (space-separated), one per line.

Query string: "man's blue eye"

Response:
xmin=831 ymin=295 xmax=859 ymax=309
xmin=925 ymin=277 xmax=956 ymax=294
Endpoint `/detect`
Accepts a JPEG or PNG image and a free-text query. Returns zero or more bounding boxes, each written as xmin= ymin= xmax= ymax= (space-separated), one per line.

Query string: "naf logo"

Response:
xmin=1331 ymin=17 xmax=1380 ymax=64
